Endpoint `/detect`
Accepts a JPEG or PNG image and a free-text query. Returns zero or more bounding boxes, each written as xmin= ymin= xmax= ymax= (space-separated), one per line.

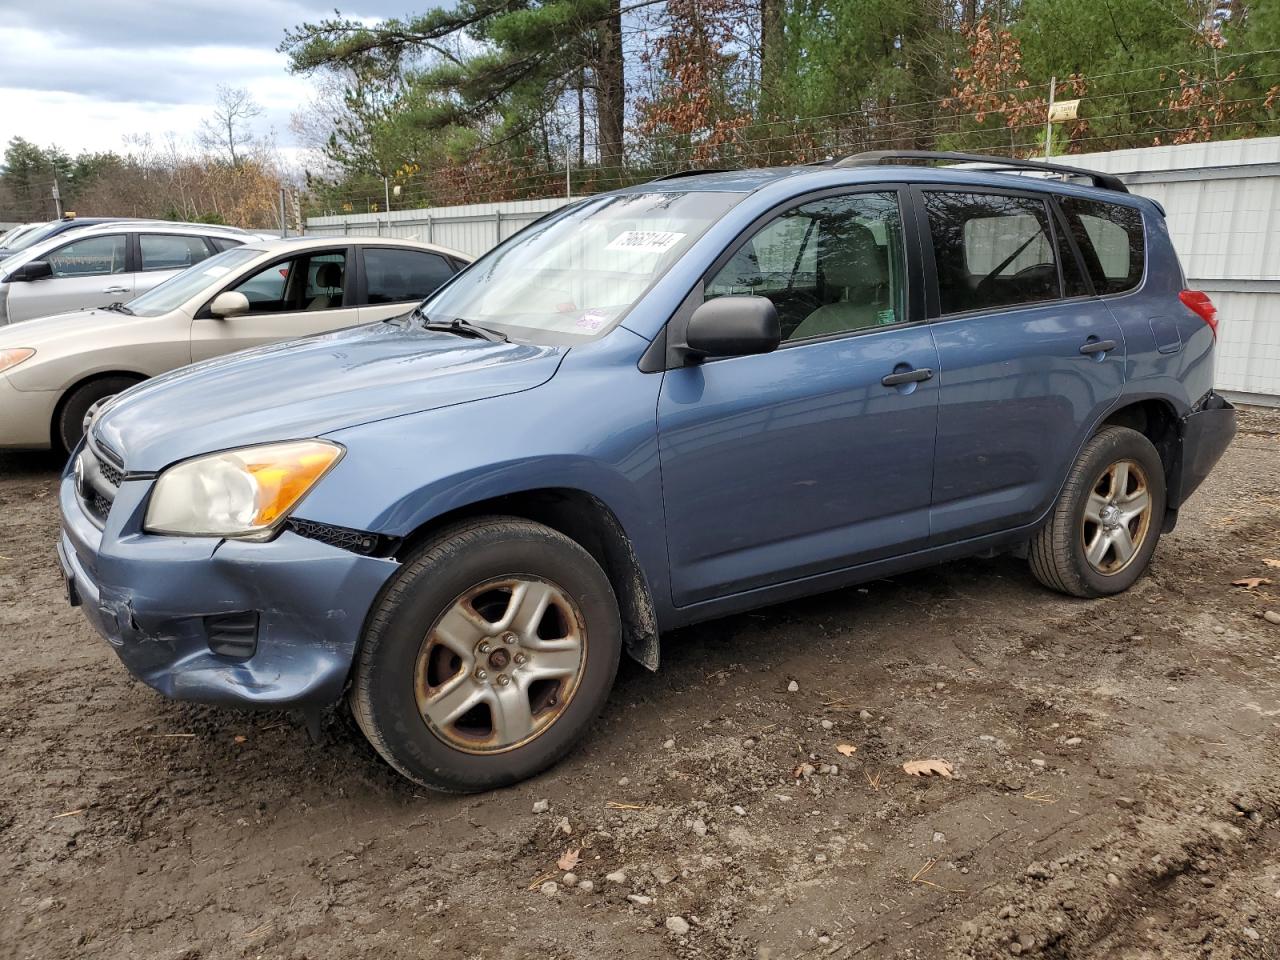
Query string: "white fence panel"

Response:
xmin=306 ymin=197 xmax=574 ymax=258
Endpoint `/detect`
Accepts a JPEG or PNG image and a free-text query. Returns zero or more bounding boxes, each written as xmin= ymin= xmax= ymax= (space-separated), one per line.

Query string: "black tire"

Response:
xmin=350 ymin=516 xmax=622 ymax=793
xmin=55 ymin=376 xmax=141 ymax=454
xmin=1029 ymin=425 xmax=1167 ymax=598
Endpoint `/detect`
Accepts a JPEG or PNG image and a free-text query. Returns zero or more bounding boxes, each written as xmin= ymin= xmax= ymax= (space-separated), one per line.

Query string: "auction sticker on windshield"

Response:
xmin=605 ymin=230 xmax=686 ymax=254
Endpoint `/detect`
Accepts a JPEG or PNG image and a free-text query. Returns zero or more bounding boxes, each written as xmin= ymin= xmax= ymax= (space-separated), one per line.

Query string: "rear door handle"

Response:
xmin=102 ymin=285 xmax=128 ymax=295
xmin=881 ymin=367 xmax=934 ymax=387
xmin=1079 ymin=339 xmax=1117 ymax=355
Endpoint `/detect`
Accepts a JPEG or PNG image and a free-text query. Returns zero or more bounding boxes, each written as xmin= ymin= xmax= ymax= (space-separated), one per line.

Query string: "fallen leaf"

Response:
xmin=1262 ymin=559 xmax=1280 ymax=568
xmin=1232 ymin=577 xmax=1271 ymax=589
xmin=903 ymin=758 xmax=954 ymax=779
xmin=836 ymin=744 xmax=858 ymax=757
xmin=556 ymin=847 xmax=581 ymax=871
xmin=233 ymin=735 xmax=247 ymax=744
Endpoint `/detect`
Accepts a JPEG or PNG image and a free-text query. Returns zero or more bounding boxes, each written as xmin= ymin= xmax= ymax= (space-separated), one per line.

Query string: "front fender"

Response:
xmin=297 ymin=331 xmax=673 ymax=624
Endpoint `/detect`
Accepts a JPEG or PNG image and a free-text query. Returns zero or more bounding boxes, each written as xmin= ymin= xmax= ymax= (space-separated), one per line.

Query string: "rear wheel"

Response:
xmin=1029 ymin=426 xmax=1166 ymax=598
xmin=350 ymin=517 xmax=621 ymax=792
xmin=55 ymin=376 xmax=141 ymax=454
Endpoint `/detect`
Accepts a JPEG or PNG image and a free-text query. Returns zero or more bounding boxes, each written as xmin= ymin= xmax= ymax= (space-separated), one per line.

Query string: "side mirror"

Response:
xmin=684 ymin=295 xmax=780 ymax=360
xmin=6 ymin=260 xmax=52 ymax=282
xmin=209 ymin=291 xmax=250 ymax=318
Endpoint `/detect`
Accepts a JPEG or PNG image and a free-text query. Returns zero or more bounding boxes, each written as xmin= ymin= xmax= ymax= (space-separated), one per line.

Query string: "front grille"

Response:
xmin=76 ymin=439 xmax=124 ymax=527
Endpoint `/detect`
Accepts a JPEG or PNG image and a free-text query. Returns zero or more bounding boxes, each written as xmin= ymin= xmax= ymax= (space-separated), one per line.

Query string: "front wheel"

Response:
xmin=1029 ymin=425 xmax=1167 ymax=598
xmin=349 ymin=517 xmax=621 ymax=792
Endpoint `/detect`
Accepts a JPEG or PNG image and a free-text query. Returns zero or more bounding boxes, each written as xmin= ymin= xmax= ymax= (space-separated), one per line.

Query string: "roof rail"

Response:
xmin=833 ymin=150 xmax=1128 ymax=193
xmin=648 ymin=168 xmax=735 ymax=183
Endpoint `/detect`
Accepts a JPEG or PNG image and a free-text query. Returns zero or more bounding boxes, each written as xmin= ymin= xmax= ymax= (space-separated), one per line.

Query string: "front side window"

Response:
xmin=421 ymin=191 xmax=739 ymax=343
xmin=140 ymin=234 xmax=214 ymax=272
xmin=1059 ymin=197 xmax=1145 ymax=294
xmin=45 ymin=234 xmax=127 ymax=278
xmin=706 ymin=191 xmax=907 ymax=341
xmin=364 ymin=248 xmax=456 ymax=304
xmin=924 ymin=192 xmax=1061 ymax=314
xmin=229 ymin=250 xmax=347 ymax=313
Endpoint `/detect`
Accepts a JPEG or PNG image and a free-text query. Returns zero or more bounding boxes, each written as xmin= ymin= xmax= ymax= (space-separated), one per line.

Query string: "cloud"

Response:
xmin=0 ymin=1 xmax=414 ymax=156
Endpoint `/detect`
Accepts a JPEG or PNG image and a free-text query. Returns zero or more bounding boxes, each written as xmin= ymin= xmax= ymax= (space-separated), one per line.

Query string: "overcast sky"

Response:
xmin=0 ymin=1 xmax=409 ymax=163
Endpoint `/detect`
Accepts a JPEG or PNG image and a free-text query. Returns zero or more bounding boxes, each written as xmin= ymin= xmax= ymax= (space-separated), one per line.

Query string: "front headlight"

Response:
xmin=144 ymin=440 xmax=344 ymax=538
xmin=0 ymin=347 xmax=34 ymax=373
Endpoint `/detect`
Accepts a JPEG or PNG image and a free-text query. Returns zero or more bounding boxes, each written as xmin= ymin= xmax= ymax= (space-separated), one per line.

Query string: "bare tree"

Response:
xmin=199 ymin=85 xmax=264 ymax=167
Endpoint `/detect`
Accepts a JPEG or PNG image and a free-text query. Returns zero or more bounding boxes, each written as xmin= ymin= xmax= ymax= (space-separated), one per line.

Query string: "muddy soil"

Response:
xmin=2 ymin=410 xmax=1278 ymax=960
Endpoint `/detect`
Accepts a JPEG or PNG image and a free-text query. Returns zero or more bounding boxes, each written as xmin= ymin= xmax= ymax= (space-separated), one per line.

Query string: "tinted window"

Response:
xmin=140 ymin=234 xmax=213 ymax=272
xmin=45 ymin=234 xmax=128 ymax=278
xmin=706 ymin=191 xmax=907 ymax=342
xmin=209 ymin=236 xmax=246 ymax=253
xmin=364 ymin=248 xmax=456 ymax=304
xmin=924 ymin=192 xmax=1061 ymax=314
xmin=1059 ymin=198 xmax=1145 ymax=294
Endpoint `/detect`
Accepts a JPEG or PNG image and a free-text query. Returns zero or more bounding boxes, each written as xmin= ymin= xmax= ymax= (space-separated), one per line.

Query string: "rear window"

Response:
xmin=363 ymin=247 xmax=456 ymax=304
xmin=1059 ymin=198 xmax=1145 ymax=294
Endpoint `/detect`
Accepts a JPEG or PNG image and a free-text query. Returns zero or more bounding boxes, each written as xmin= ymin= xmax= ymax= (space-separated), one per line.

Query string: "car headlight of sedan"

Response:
xmin=144 ymin=440 xmax=344 ymax=538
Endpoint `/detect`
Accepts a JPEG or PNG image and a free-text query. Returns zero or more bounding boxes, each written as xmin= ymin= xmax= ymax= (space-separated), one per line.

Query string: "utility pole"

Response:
xmin=51 ymin=179 xmax=63 ymax=219
xmin=1045 ymin=75 xmax=1056 ymax=160
xmin=565 ymin=142 xmax=572 ymax=199
xmin=278 ymin=187 xmax=287 ymax=238
xmin=383 ymin=176 xmax=392 ymax=232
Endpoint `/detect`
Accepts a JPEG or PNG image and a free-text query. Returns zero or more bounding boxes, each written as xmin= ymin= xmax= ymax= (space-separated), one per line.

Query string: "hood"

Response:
xmin=0 ymin=306 xmax=122 ymax=339
xmin=93 ymin=320 xmax=566 ymax=471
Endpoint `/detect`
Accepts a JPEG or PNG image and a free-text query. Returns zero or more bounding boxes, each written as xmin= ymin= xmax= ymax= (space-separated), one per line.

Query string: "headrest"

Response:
xmin=819 ymin=220 xmax=886 ymax=289
xmin=315 ymin=262 xmax=343 ymax=288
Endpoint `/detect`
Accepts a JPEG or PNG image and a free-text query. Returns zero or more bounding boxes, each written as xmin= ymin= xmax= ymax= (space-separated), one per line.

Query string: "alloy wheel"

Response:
xmin=413 ymin=577 xmax=587 ymax=754
xmin=1081 ymin=459 xmax=1153 ymax=575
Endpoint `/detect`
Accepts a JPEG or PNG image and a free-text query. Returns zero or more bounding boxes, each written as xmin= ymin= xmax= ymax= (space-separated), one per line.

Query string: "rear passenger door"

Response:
xmin=134 ymin=233 xmax=218 ymax=296
xmin=916 ymin=187 xmax=1125 ymax=543
xmin=357 ymin=246 xmax=459 ymax=322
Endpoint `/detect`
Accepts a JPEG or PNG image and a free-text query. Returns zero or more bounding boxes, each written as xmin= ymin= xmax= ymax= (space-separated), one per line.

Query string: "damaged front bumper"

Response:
xmin=57 ymin=468 xmax=399 ymax=708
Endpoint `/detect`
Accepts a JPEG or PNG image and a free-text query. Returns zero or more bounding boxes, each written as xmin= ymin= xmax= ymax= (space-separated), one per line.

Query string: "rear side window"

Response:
xmin=923 ymin=191 xmax=1061 ymax=314
xmin=210 ymin=236 xmax=246 ymax=252
xmin=139 ymin=234 xmax=214 ymax=272
xmin=363 ymin=248 xmax=456 ymax=304
xmin=1059 ymin=198 xmax=1145 ymax=294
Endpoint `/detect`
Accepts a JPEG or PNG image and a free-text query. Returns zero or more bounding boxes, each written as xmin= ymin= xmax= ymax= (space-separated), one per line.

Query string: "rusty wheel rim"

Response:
xmin=1081 ymin=458 xmax=1153 ymax=576
xmin=413 ymin=577 xmax=587 ymax=754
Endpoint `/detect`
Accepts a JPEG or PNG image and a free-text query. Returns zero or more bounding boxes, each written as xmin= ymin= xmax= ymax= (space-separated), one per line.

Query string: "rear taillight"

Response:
xmin=1179 ymin=289 xmax=1218 ymax=339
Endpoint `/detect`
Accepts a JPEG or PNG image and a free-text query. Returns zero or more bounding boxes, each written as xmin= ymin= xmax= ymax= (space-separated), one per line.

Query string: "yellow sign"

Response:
xmin=1049 ymin=99 xmax=1081 ymax=123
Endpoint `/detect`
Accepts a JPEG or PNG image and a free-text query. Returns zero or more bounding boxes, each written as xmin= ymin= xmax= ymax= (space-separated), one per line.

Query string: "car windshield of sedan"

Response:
xmin=124 ymin=247 xmax=264 ymax=317
xmin=420 ymin=190 xmax=741 ymax=342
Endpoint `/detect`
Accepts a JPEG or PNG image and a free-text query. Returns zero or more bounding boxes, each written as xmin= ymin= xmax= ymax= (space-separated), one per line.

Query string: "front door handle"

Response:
xmin=1079 ymin=339 xmax=1117 ymax=355
xmin=881 ymin=367 xmax=934 ymax=387
xmin=102 ymin=285 xmax=128 ymax=295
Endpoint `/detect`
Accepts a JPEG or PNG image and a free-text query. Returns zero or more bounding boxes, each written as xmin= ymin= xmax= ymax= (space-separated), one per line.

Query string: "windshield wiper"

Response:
xmin=417 ymin=311 xmax=508 ymax=343
xmin=102 ymin=302 xmax=134 ymax=315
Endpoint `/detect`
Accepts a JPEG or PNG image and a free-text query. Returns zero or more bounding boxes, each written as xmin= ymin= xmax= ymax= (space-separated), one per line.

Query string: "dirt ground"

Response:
xmin=2 ymin=410 xmax=1278 ymax=960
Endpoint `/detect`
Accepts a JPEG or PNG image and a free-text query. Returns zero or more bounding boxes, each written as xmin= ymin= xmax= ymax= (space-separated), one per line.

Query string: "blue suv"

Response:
xmin=58 ymin=152 xmax=1236 ymax=792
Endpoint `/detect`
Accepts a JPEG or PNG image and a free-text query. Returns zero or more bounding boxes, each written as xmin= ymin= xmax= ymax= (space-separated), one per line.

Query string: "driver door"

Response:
xmin=190 ymin=247 xmax=361 ymax=362
xmin=657 ymin=189 xmax=940 ymax=607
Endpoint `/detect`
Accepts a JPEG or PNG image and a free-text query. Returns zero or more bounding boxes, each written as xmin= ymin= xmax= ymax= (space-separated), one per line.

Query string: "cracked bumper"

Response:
xmin=57 ymin=469 xmax=399 ymax=708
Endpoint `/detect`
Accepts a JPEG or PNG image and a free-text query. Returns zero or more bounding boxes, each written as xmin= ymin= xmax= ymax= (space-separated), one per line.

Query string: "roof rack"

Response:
xmin=648 ymin=168 xmax=735 ymax=182
xmin=833 ymin=150 xmax=1128 ymax=193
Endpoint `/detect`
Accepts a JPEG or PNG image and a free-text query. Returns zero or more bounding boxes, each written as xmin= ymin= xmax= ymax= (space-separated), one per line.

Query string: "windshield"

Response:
xmin=125 ymin=247 xmax=264 ymax=316
xmin=421 ymin=191 xmax=740 ymax=342
xmin=3 ymin=221 xmax=76 ymax=253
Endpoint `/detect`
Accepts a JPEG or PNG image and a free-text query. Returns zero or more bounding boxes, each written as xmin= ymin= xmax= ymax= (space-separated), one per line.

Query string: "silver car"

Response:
xmin=0 ymin=236 xmax=469 ymax=451
xmin=0 ymin=221 xmax=266 ymax=325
